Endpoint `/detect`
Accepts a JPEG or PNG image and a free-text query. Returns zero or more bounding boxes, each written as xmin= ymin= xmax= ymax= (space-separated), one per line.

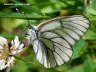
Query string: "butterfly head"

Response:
xmin=25 ymin=24 xmax=38 ymax=41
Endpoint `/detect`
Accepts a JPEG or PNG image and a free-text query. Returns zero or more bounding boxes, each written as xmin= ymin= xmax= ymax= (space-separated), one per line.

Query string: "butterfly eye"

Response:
xmin=27 ymin=24 xmax=35 ymax=30
xmin=27 ymin=24 xmax=32 ymax=29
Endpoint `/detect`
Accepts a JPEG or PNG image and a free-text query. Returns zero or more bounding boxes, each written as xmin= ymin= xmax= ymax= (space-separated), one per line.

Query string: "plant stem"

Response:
xmin=0 ymin=12 xmax=51 ymax=20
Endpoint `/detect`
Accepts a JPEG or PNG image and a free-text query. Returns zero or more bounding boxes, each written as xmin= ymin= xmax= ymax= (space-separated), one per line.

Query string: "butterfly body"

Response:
xmin=26 ymin=15 xmax=89 ymax=68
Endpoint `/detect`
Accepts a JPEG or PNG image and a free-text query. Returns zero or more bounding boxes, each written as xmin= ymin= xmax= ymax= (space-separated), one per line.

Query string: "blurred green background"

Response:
xmin=0 ymin=0 xmax=96 ymax=72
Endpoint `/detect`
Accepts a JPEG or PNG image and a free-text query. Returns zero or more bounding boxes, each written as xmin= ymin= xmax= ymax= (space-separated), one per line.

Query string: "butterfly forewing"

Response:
xmin=28 ymin=15 xmax=89 ymax=68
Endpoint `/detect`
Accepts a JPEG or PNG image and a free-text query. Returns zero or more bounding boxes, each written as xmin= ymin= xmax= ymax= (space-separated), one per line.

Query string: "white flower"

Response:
xmin=10 ymin=36 xmax=24 ymax=55
xmin=0 ymin=36 xmax=24 ymax=70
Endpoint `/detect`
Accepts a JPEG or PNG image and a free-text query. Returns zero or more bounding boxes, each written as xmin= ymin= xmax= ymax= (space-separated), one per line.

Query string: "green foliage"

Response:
xmin=0 ymin=0 xmax=96 ymax=72
xmin=72 ymin=39 xmax=88 ymax=59
xmin=86 ymin=0 xmax=96 ymax=15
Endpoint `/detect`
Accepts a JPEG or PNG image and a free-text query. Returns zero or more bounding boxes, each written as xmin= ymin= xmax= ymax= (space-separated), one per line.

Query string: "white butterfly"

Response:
xmin=25 ymin=15 xmax=89 ymax=68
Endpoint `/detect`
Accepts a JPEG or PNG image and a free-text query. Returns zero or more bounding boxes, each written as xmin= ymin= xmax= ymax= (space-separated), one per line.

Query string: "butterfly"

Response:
xmin=25 ymin=15 xmax=89 ymax=68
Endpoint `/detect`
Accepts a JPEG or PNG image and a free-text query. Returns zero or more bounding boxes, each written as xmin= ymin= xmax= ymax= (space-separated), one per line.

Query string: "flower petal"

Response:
xmin=11 ymin=36 xmax=20 ymax=49
xmin=0 ymin=37 xmax=8 ymax=46
xmin=0 ymin=45 xmax=3 ymax=49
xmin=0 ymin=59 xmax=7 ymax=70
xmin=17 ymin=43 xmax=24 ymax=53
xmin=6 ymin=56 xmax=15 ymax=67
xmin=11 ymin=36 xmax=24 ymax=55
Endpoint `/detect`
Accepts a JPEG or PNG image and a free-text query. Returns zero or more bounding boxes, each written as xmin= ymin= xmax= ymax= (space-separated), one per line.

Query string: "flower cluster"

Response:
xmin=0 ymin=36 xmax=24 ymax=70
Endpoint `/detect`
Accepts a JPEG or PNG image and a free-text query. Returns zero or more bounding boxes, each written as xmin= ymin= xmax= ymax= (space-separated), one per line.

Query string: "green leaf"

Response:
xmin=83 ymin=30 xmax=96 ymax=40
xmin=86 ymin=7 xmax=96 ymax=15
xmin=35 ymin=0 xmax=51 ymax=8
xmin=83 ymin=59 xmax=96 ymax=72
xmin=68 ymin=59 xmax=96 ymax=72
xmin=91 ymin=0 xmax=96 ymax=10
xmin=90 ymin=20 xmax=96 ymax=33
xmin=69 ymin=65 xmax=85 ymax=72
xmin=72 ymin=39 xmax=88 ymax=59
xmin=11 ymin=60 xmax=28 ymax=72
xmin=85 ymin=0 xmax=96 ymax=15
